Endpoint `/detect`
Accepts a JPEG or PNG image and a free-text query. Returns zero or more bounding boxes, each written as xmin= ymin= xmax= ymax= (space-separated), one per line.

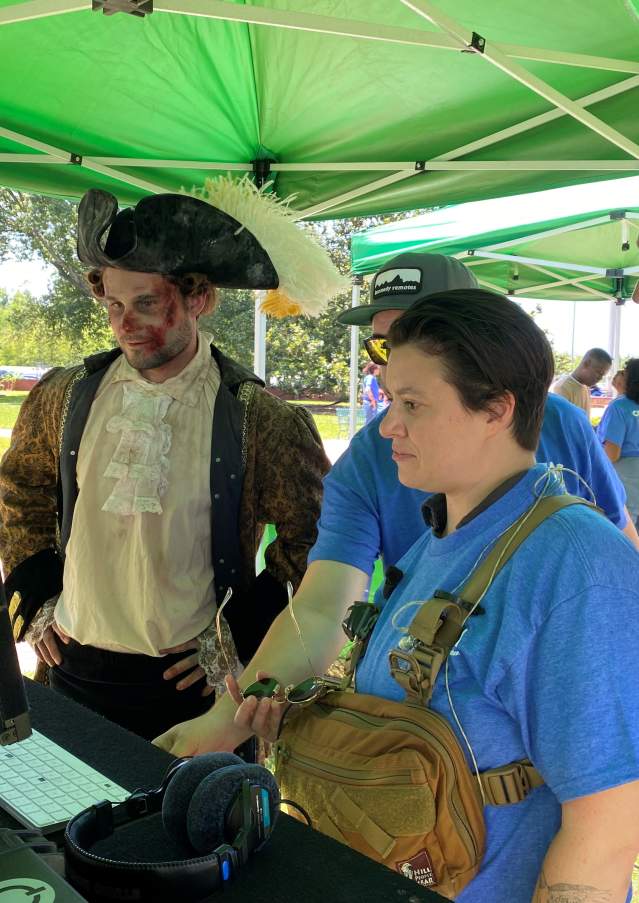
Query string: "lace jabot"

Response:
xmin=102 ymin=382 xmax=173 ymax=516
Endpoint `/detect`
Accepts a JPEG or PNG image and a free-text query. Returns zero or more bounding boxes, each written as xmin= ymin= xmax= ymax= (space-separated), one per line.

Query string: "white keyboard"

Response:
xmin=0 ymin=729 xmax=129 ymax=832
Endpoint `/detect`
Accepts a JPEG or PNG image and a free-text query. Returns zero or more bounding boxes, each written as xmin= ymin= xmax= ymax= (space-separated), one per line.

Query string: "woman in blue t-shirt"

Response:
xmin=599 ymin=357 xmax=639 ymax=524
xmin=161 ymin=289 xmax=639 ymax=903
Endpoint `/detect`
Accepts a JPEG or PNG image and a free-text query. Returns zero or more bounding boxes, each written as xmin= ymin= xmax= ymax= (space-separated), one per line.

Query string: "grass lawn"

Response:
xmin=310 ymin=412 xmax=346 ymax=440
xmin=0 ymin=391 xmax=28 ymax=430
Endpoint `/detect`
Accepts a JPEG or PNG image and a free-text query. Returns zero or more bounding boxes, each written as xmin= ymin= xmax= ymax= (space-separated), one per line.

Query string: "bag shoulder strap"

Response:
xmin=389 ymin=494 xmax=595 ymax=705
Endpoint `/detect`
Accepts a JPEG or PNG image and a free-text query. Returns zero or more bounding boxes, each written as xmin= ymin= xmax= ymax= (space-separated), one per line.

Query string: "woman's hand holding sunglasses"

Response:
xmin=225 ymin=671 xmax=287 ymax=744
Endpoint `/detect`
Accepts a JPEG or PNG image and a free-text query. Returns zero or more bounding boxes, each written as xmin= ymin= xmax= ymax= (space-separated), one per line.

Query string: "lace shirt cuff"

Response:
xmin=23 ymin=596 xmax=59 ymax=646
xmin=197 ymin=615 xmax=241 ymax=696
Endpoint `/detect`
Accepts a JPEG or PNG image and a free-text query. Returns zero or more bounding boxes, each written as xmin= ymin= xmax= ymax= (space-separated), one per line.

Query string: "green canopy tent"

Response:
xmin=350 ymin=174 xmax=639 ymax=422
xmin=1 ymin=0 xmax=639 ymax=410
xmin=1 ymin=0 xmax=639 ymax=218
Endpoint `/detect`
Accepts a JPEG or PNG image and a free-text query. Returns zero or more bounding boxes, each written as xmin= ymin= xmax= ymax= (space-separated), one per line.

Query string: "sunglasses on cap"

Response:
xmin=363 ymin=335 xmax=389 ymax=366
xmin=216 ymin=583 xmax=347 ymax=708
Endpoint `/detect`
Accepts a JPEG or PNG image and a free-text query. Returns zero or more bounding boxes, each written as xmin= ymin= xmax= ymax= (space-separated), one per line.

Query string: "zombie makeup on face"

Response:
xmin=101 ymin=269 xmax=200 ymax=381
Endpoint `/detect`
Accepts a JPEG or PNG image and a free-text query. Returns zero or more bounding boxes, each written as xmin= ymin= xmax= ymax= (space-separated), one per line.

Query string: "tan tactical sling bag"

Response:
xmin=274 ymin=495 xmax=590 ymax=898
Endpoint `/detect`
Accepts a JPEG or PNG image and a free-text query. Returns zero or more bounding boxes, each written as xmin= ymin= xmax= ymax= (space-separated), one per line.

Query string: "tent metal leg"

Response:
xmin=349 ymin=277 xmax=363 ymax=439
xmin=253 ymin=292 xmax=267 ymax=381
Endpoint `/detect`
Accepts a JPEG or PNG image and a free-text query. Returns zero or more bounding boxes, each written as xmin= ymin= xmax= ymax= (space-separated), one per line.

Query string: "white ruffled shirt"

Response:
xmin=55 ymin=331 xmax=221 ymax=655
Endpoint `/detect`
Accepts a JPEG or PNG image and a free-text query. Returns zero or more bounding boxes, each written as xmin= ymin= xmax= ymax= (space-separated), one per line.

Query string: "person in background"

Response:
xmin=361 ymin=361 xmax=381 ymax=423
xmin=612 ymin=369 xmax=627 ymax=396
xmin=551 ymin=348 xmax=612 ymax=418
xmin=0 ymin=179 xmax=338 ymax=742
xmin=599 ymin=358 xmax=639 ymax=527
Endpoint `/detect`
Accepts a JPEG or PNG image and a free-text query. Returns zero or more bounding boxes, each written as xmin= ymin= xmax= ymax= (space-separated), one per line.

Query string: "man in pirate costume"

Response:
xmin=0 ymin=177 xmax=344 ymax=742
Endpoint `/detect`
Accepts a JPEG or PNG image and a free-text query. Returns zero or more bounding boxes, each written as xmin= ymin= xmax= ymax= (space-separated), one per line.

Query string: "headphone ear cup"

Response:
xmin=162 ymin=752 xmax=244 ymax=848
xmin=187 ymin=764 xmax=280 ymax=855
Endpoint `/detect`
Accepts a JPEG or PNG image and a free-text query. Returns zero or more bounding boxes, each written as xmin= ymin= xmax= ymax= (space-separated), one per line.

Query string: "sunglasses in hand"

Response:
xmin=217 ymin=582 xmax=347 ymax=708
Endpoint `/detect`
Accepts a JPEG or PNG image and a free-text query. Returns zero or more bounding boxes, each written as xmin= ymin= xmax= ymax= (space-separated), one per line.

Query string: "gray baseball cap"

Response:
xmin=337 ymin=252 xmax=478 ymax=326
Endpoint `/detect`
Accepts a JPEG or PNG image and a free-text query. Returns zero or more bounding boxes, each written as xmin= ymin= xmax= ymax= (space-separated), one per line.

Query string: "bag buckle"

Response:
xmin=388 ymin=645 xmax=444 ymax=704
xmin=483 ymin=761 xmax=533 ymax=806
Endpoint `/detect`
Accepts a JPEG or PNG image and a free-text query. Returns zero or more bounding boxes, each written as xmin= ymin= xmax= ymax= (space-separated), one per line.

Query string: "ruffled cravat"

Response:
xmin=102 ymin=383 xmax=173 ymax=516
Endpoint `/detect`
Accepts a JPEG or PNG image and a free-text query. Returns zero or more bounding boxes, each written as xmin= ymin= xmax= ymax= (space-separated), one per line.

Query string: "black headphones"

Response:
xmin=64 ymin=752 xmax=280 ymax=902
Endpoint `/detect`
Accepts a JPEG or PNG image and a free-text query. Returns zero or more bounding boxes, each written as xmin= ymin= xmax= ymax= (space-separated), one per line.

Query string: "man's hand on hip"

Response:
xmin=35 ymin=622 xmax=70 ymax=667
xmin=160 ymin=638 xmax=214 ymax=697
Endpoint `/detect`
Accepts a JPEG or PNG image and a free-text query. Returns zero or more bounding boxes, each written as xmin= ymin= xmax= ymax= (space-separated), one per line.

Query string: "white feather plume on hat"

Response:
xmin=191 ymin=175 xmax=349 ymax=318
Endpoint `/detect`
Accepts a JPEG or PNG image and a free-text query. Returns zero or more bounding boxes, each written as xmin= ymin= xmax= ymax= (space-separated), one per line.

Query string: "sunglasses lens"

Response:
xmin=364 ymin=337 xmax=388 ymax=365
xmin=243 ymin=677 xmax=279 ymax=700
xmin=286 ymin=678 xmax=323 ymax=704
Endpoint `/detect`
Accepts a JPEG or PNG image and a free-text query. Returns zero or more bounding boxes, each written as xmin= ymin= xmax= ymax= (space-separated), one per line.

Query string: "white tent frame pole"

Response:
xmin=474 ymin=276 xmax=506 ymax=293
xmin=253 ymin=292 xmax=267 ymax=381
xmin=3 ymin=0 xmax=639 ymax=78
xmin=469 ymin=250 xmax=607 ymax=275
xmin=512 ymin=272 xmax=612 ymax=298
xmin=510 ymin=261 xmax=614 ymax=297
xmin=0 ymin=0 xmax=84 ymax=26
xmin=0 ymin=154 xmax=68 ymax=164
xmin=12 ymin=157 xmax=634 ymax=173
xmin=476 ymin=216 xmax=612 ymax=253
xmin=349 ymin=278 xmax=363 ymax=439
xmin=513 ymin=265 xmax=614 ymax=299
xmin=608 ymin=301 xmax=622 ymax=374
xmin=0 ymin=124 xmax=165 ymax=195
xmin=401 ymin=0 xmax=639 ymax=160
xmin=457 ymin=257 xmax=496 ymax=267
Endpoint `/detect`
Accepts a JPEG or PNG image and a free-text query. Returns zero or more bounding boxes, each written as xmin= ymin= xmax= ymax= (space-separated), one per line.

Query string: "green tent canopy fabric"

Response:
xmin=1 ymin=0 xmax=639 ymax=218
xmin=351 ymin=175 xmax=639 ymax=301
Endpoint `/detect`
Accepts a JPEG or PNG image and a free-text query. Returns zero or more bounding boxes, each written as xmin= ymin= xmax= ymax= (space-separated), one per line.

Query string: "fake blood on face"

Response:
xmin=144 ymin=298 xmax=178 ymax=351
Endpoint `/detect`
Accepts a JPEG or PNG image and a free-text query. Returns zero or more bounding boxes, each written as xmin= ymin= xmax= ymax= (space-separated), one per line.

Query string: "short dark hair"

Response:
xmin=363 ymin=361 xmax=378 ymax=376
xmin=624 ymin=358 xmax=639 ymax=404
xmin=388 ymin=289 xmax=554 ymax=451
xmin=584 ymin=347 xmax=613 ymax=365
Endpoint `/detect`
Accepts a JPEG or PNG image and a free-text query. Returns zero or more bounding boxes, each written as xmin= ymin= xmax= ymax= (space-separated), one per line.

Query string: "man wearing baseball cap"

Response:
xmin=155 ymin=250 xmax=636 ymax=757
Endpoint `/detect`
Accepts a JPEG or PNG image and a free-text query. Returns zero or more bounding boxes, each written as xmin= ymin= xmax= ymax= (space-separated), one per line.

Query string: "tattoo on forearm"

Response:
xmin=533 ymin=870 xmax=612 ymax=903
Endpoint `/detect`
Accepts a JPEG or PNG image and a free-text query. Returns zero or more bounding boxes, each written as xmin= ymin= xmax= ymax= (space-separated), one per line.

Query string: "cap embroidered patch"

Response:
xmin=396 ymin=850 xmax=436 ymax=887
xmin=373 ymin=267 xmax=422 ymax=298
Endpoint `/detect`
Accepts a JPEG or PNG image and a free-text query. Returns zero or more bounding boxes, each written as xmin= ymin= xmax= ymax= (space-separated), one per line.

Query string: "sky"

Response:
xmin=1 ymin=257 xmax=639 ymax=362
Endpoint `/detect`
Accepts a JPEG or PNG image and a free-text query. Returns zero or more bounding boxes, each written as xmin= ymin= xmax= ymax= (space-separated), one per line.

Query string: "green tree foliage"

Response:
xmin=553 ymin=351 xmax=578 ymax=376
xmin=0 ymin=188 xmax=112 ymax=365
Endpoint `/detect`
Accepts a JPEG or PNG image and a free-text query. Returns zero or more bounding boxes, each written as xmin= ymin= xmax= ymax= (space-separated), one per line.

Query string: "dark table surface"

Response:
xmin=0 ymin=680 xmax=446 ymax=903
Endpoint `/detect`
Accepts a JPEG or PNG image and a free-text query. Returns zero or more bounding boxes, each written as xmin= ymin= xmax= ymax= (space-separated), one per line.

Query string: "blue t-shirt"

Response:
xmin=309 ymin=393 xmax=627 ymax=574
xmin=356 ymin=466 xmax=639 ymax=903
xmin=598 ymin=396 xmax=639 ymax=457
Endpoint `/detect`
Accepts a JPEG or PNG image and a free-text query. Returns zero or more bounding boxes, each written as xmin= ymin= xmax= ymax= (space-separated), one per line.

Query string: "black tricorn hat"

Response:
xmin=77 ymin=189 xmax=279 ymax=290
